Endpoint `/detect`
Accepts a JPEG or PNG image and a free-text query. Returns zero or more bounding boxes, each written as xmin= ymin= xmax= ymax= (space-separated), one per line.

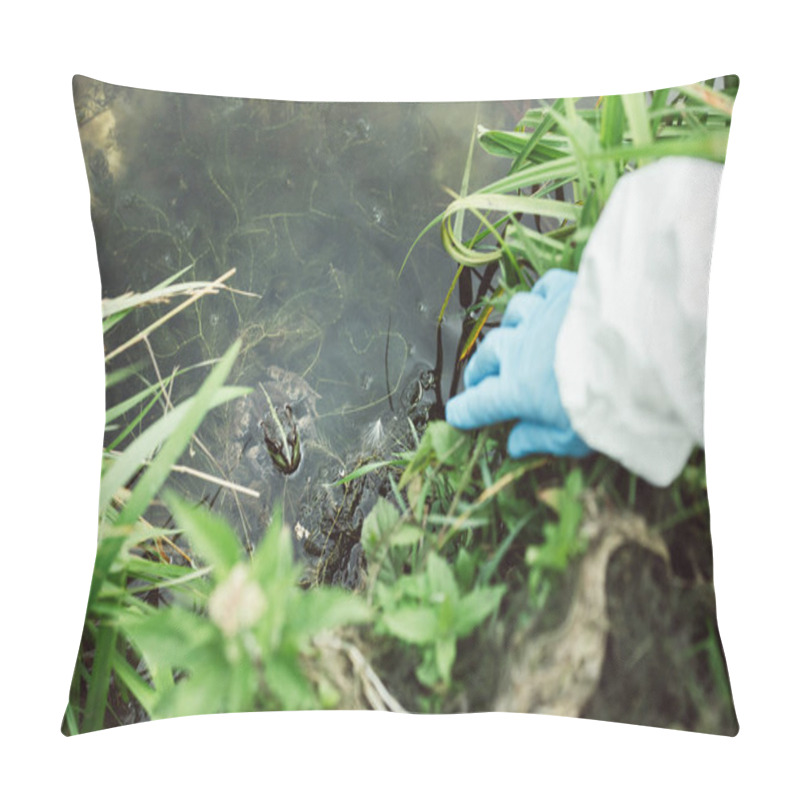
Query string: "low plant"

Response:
xmin=65 ymin=268 xmax=371 ymax=731
xmin=120 ymin=498 xmax=371 ymax=718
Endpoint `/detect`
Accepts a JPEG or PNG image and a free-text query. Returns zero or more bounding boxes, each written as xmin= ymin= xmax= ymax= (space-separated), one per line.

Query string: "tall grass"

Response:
xmin=65 ymin=270 xmax=248 ymax=733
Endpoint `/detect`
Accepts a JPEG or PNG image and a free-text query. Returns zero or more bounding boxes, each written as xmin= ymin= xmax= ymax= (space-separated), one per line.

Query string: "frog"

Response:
xmin=259 ymin=389 xmax=300 ymax=474
xmin=221 ymin=365 xmax=322 ymax=545
xmin=251 ymin=365 xmax=320 ymax=474
xmin=221 ymin=363 xmax=438 ymax=588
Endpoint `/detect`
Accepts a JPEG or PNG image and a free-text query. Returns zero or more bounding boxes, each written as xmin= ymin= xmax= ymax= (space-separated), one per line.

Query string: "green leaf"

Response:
xmin=361 ymin=496 xmax=401 ymax=554
xmin=435 ymin=636 xmax=457 ymax=685
xmin=165 ymin=492 xmax=243 ymax=578
xmin=381 ymin=606 xmax=439 ymax=645
xmin=251 ymin=505 xmax=297 ymax=586
xmin=454 ymin=548 xmax=477 ymax=591
xmin=122 ymin=605 xmax=217 ymax=670
xmin=454 ymin=586 xmax=505 ymax=637
xmin=152 ymin=644 xmax=232 ymax=719
xmin=428 ymin=421 xmax=471 ymax=467
xmin=290 ymin=589 xmax=372 ymax=638
xmin=390 ymin=524 xmax=424 ymax=548
xmin=399 ymin=427 xmax=436 ymax=488
xmin=425 ymin=552 xmax=459 ymax=600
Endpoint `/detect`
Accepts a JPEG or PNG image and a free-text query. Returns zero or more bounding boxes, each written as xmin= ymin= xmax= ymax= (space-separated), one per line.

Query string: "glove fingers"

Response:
xmin=501 ymin=290 xmax=545 ymax=328
xmin=501 ymin=270 xmax=576 ymax=328
xmin=462 ymin=327 xmax=514 ymax=388
xmin=507 ymin=420 xmax=592 ymax=458
xmin=446 ymin=376 xmax=520 ymax=430
xmin=531 ymin=268 xmax=577 ymax=300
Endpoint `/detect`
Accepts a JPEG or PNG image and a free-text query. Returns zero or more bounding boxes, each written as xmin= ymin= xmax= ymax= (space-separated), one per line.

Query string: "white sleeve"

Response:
xmin=554 ymin=156 xmax=723 ymax=487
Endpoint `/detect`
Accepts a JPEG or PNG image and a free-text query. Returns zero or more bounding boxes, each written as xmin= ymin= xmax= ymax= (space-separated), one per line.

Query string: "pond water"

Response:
xmin=75 ymin=77 xmax=522 ymax=550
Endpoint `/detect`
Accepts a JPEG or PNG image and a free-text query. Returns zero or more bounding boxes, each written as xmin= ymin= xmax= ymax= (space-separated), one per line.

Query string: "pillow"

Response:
xmin=64 ymin=75 xmax=738 ymax=735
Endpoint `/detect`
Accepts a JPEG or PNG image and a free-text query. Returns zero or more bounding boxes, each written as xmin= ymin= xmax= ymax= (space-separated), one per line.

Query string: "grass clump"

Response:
xmin=64 ymin=270 xmax=371 ymax=732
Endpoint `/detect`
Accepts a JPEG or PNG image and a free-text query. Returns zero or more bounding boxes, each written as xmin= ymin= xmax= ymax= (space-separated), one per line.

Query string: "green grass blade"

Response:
xmin=510 ymin=98 xmax=565 ymax=173
xmin=99 ymin=384 xmax=246 ymax=515
xmin=113 ymin=339 xmax=242 ymax=526
xmin=679 ymin=82 xmax=735 ymax=116
xmin=82 ymin=622 xmax=117 ymax=733
xmin=444 ymin=193 xmax=580 ymax=222
xmin=621 ymin=92 xmax=653 ymax=166
xmin=599 ymin=95 xmax=625 ymax=149
xmin=106 ymin=388 xmax=163 ymax=451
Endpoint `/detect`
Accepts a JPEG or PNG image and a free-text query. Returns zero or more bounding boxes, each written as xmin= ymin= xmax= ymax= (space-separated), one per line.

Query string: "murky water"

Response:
xmin=75 ymin=76 xmax=520 ymax=543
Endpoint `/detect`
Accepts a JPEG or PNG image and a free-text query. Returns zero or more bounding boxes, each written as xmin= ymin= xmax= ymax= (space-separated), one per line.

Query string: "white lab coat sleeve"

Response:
xmin=554 ymin=156 xmax=723 ymax=486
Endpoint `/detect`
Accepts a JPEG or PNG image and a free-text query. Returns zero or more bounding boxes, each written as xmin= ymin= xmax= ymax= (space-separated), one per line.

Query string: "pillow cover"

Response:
xmin=64 ymin=75 xmax=738 ymax=735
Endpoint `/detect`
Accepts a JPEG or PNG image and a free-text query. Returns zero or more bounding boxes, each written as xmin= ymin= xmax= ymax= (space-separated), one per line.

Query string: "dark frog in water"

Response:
xmin=223 ymin=366 xmax=321 ymax=531
xmin=260 ymin=393 xmax=301 ymax=474
xmin=223 ymin=363 xmax=439 ymax=590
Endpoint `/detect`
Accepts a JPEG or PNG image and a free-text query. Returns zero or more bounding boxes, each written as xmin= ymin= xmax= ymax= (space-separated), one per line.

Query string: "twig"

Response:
xmin=105 ymin=267 xmax=237 ymax=362
xmin=320 ymin=632 xmax=407 ymax=713
xmin=107 ymin=450 xmax=260 ymax=499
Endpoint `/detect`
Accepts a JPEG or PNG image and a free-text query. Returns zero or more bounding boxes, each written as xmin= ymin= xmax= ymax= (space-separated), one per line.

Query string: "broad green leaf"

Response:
xmin=290 ymin=589 xmax=372 ymax=637
xmin=390 ymin=524 xmax=424 ymax=548
xmin=425 ymin=552 xmax=459 ymax=600
xmin=428 ymin=421 xmax=471 ymax=467
xmin=165 ymin=492 xmax=243 ymax=577
xmin=361 ymin=496 xmax=401 ymax=553
xmin=381 ymin=606 xmax=439 ymax=645
xmin=122 ymin=605 xmax=216 ymax=669
xmin=152 ymin=646 xmax=232 ymax=720
xmin=454 ymin=586 xmax=505 ymax=637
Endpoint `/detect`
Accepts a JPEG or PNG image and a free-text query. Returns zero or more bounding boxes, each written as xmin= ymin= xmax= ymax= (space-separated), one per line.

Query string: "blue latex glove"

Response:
xmin=445 ymin=269 xmax=591 ymax=458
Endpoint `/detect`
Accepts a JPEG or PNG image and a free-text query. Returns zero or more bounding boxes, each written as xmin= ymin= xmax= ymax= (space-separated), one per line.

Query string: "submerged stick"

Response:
xmin=384 ymin=312 xmax=394 ymax=412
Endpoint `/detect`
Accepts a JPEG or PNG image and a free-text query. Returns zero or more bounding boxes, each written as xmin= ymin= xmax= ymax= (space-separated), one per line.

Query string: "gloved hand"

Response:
xmin=445 ymin=269 xmax=591 ymax=458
